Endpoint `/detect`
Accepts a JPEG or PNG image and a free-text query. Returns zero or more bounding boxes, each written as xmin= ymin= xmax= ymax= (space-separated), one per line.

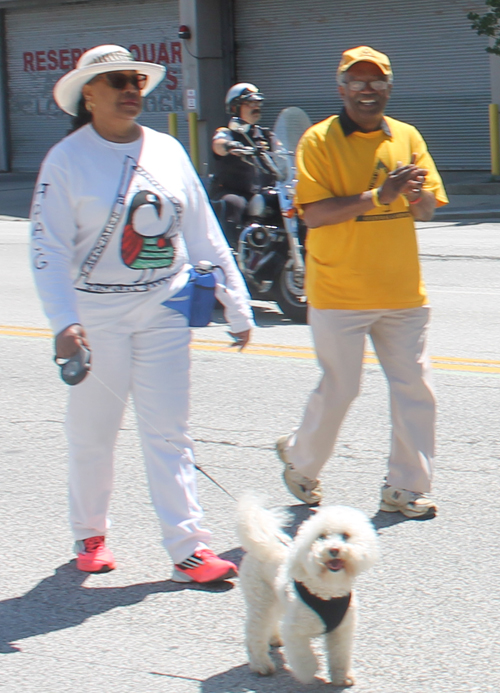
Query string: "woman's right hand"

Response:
xmin=55 ymin=324 xmax=89 ymax=359
xmin=228 ymin=328 xmax=251 ymax=351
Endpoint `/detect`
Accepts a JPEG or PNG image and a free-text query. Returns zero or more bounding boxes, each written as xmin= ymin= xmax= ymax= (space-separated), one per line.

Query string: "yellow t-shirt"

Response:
xmin=295 ymin=114 xmax=448 ymax=310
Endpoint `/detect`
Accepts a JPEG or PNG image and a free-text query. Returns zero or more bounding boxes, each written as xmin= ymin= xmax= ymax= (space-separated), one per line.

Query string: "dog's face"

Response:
xmin=288 ymin=506 xmax=379 ymax=596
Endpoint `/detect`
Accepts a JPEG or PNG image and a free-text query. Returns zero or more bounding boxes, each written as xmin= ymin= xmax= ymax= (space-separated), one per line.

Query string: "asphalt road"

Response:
xmin=1 ymin=219 xmax=499 ymax=693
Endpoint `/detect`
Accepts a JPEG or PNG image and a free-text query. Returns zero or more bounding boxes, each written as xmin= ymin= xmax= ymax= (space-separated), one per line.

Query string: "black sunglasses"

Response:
xmin=103 ymin=73 xmax=147 ymax=90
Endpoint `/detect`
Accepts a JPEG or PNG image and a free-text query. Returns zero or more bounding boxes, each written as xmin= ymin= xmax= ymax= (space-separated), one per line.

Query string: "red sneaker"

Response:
xmin=172 ymin=549 xmax=237 ymax=583
xmin=76 ymin=536 xmax=116 ymax=573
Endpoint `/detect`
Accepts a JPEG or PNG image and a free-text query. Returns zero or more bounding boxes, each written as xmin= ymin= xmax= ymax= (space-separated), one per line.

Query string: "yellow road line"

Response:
xmin=0 ymin=325 xmax=53 ymax=338
xmin=1 ymin=324 xmax=499 ymax=374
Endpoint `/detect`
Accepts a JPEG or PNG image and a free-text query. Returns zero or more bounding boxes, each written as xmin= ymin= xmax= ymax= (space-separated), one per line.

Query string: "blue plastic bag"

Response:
xmin=162 ymin=264 xmax=218 ymax=327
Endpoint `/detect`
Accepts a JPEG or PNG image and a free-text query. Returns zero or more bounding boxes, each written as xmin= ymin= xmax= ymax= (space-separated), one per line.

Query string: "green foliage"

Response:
xmin=468 ymin=0 xmax=500 ymax=55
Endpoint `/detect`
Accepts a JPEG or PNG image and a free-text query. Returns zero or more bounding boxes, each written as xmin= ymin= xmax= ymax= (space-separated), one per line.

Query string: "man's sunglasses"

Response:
xmin=345 ymin=80 xmax=390 ymax=92
xmin=102 ymin=73 xmax=148 ymax=90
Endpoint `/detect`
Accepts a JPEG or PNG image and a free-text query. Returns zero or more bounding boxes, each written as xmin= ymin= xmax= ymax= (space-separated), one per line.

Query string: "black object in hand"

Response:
xmin=55 ymin=346 xmax=91 ymax=385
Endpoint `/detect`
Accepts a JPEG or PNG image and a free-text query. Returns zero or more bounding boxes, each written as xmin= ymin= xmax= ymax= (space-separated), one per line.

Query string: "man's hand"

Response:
xmin=228 ymin=329 xmax=251 ymax=351
xmin=55 ymin=324 xmax=89 ymax=359
xmin=301 ymin=154 xmax=433 ymax=228
xmin=379 ymin=154 xmax=428 ymax=205
xmin=226 ymin=142 xmax=256 ymax=158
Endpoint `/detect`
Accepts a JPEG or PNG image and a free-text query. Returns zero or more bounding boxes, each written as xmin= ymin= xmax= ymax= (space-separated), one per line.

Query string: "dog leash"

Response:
xmin=87 ymin=369 xmax=238 ymax=502
xmin=55 ymin=349 xmax=293 ymax=536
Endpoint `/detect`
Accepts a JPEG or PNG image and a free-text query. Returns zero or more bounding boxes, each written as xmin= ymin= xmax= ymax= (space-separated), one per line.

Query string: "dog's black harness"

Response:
xmin=294 ymin=581 xmax=351 ymax=634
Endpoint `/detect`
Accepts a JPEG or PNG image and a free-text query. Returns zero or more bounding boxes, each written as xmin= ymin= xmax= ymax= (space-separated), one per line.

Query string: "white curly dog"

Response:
xmin=237 ymin=497 xmax=379 ymax=686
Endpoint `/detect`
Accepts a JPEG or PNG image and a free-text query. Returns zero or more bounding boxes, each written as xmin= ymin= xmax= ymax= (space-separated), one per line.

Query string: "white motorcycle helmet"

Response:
xmin=225 ymin=83 xmax=265 ymax=115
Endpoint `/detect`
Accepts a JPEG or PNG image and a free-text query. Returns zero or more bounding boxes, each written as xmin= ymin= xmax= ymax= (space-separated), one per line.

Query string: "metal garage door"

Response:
xmin=5 ymin=0 xmax=187 ymax=171
xmin=234 ymin=0 xmax=490 ymax=169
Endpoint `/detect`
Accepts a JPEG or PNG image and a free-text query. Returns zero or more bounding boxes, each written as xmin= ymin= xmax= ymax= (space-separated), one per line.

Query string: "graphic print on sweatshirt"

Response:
xmin=76 ymin=156 xmax=186 ymax=293
xmin=121 ymin=190 xmax=176 ymax=271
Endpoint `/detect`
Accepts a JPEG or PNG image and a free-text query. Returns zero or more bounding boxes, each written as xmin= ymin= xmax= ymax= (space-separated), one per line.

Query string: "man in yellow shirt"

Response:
xmin=277 ymin=46 xmax=448 ymax=519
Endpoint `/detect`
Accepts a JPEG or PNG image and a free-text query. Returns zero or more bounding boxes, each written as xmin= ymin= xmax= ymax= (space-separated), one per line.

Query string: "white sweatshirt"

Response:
xmin=30 ymin=124 xmax=254 ymax=335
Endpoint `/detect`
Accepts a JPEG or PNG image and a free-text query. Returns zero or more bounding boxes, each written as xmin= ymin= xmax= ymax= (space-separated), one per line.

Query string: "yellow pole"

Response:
xmin=168 ymin=112 xmax=178 ymax=139
xmin=188 ymin=111 xmax=200 ymax=173
xmin=489 ymin=103 xmax=500 ymax=177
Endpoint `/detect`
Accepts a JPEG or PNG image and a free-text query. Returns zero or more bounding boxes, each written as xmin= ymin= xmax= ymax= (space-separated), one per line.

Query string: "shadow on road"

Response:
xmin=219 ymin=546 xmax=245 ymax=567
xmin=252 ymin=304 xmax=297 ymax=328
xmin=371 ymin=508 xmax=437 ymax=532
xmin=370 ymin=509 xmax=409 ymax=531
xmin=0 ymin=561 xmax=234 ymax=654
xmin=282 ymin=503 xmax=315 ymax=537
xmin=202 ymin=659 xmax=343 ymax=692
xmin=211 ymin=302 xmax=296 ymax=328
xmin=282 ymin=504 xmax=429 ymax=536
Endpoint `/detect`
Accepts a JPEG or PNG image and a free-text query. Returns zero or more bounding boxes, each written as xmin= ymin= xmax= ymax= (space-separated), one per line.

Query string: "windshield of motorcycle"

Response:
xmin=272 ymin=107 xmax=313 ymax=186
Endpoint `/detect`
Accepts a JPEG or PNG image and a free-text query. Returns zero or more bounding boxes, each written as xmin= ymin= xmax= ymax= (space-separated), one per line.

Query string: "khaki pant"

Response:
xmin=287 ymin=306 xmax=435 ymax=494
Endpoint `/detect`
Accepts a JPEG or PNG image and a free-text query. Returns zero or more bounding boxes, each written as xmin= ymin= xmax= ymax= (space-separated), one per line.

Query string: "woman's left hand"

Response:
xmin=228 ymin=329 xmax=251 ymax=351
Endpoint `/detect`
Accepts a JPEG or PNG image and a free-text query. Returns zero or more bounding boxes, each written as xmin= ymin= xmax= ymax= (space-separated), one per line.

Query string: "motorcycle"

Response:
xmin=211 ymin=107 xmax=312 ymax=324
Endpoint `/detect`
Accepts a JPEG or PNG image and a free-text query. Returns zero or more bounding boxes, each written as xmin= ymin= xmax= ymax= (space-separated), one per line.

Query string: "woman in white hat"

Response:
xmin=30 ymin=45 xmax=253 ymax=582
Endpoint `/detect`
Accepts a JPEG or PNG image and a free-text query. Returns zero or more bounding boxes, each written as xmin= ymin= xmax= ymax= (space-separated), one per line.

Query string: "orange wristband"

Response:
xmin=408 ymin=195 xmax=422 ymax=205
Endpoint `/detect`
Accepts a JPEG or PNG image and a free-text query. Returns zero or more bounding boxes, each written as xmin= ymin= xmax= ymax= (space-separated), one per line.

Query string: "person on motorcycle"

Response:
xmin=210 ymin=83 xmax=281 ymax=247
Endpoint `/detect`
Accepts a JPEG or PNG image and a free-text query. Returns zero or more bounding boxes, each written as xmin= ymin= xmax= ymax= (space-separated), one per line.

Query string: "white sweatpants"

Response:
xmin=66 ymin=293 xmax=210 ymax=564
xmin=288 ymin=306 xmax=435 ymax=494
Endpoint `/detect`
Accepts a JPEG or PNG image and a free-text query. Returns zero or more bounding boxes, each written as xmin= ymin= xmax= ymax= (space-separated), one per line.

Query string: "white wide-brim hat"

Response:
xmin=54 ymin=44 xmax=166 ymax=116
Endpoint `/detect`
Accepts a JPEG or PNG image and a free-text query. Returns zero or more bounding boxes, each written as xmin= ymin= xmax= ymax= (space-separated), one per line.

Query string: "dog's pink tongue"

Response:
xmin=326 ymin=558 xmax=344 ymax=572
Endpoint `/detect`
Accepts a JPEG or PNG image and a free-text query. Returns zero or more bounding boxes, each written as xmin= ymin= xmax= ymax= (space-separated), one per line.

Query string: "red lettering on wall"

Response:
xmin=23 ymin=52 xmax=34 ymax=71
xmin=59 ymin=49 xmax=70 ymax=70
xmin=23 ymin=42 xmax=182 ymax=73
xmin=142 ymin=43 xmax=156 ymax=62
xmin=128 ymin=44 xmax=140 ymax=60
xmin=71 ymin=48 xmax=82 ymax=68
xmin=47 ymin=49 xmax=58 ymax=70
xmin=35 ymin=50 xmax=46 ymax=71
xmin=166 ymin=70 xmax=178 ymax=90
xmin=171 ymin=42 xmax=182 ymax=63
xmin=157 ymin=42 xmax=170 ymax=64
